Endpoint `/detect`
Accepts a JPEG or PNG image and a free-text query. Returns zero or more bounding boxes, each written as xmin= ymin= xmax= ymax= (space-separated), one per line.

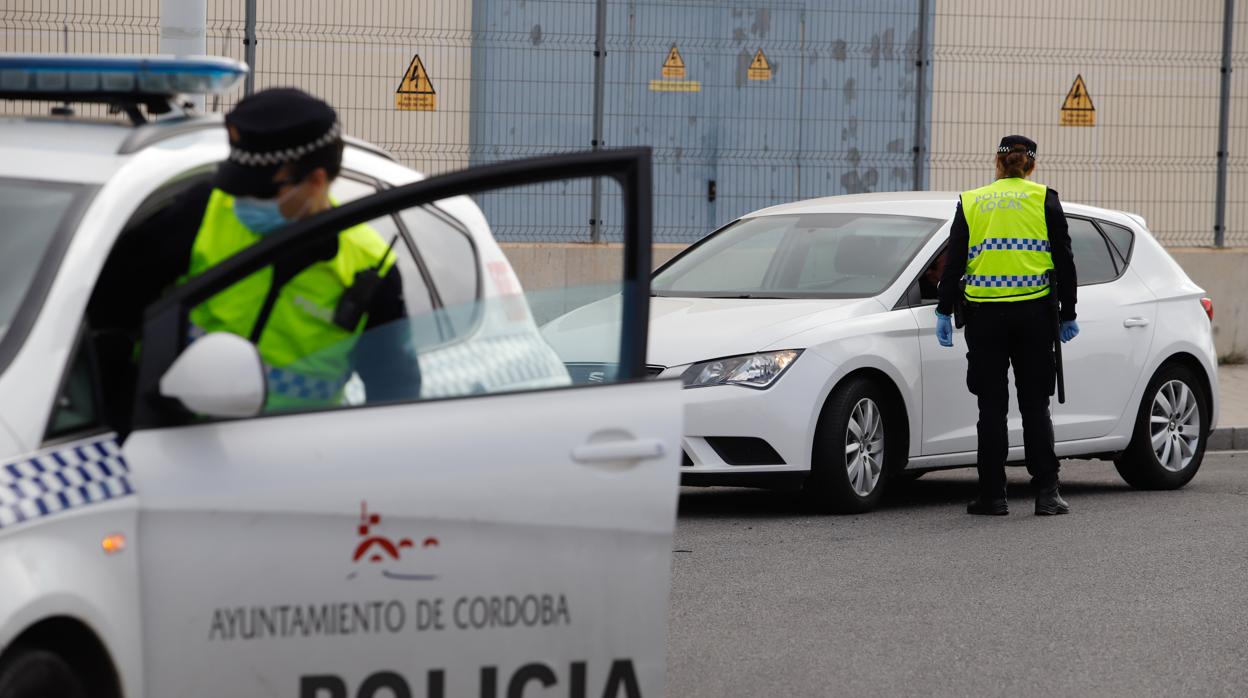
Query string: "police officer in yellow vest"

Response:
xmin=95 ymin=88 xmax=419 ymax=413
xmin=935 ymin=135 xmax=1079 ymax=516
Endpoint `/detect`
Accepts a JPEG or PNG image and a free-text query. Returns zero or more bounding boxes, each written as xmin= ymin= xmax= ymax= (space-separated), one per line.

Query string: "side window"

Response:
xmin=915 ymin=246 xmax=947 ymax=304
xmin=46 ymin=332 xmax=104 ymax=440
xmin=1098 ymin=220 xmax=1135 ymax=268
xmin=331 ymin=176 xmax=435 ymax=322
xmin=1068 ymin=217 xmax=1119 ymax=286
xmin=397 ymin=205 xmax=480 ymax=337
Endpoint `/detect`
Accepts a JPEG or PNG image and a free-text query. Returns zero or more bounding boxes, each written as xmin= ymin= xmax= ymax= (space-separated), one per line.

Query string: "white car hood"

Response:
xmin=541 ymin=294 xmax=885 ymax=368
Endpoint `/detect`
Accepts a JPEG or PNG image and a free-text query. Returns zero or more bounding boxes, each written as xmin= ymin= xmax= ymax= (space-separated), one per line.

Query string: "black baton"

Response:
xmin=1053 ymin=304 xmax=1066 ymax=404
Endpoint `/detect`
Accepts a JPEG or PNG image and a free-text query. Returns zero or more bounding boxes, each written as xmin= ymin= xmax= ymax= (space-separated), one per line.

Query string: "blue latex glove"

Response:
xmin=1060 ymin=319 xmax=1079 ymax=343
xmin=936 ymin=311 xmax=954 ymax=347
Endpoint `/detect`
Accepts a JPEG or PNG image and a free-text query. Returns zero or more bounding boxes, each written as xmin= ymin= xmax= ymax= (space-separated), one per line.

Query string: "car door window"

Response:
xmin=149 ymin=160 xmax=651 ymax=423
xmin=1068 ymin=217 xmax=1119 ymax=285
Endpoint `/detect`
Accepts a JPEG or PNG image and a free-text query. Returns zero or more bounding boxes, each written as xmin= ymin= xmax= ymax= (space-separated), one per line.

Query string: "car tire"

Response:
xmin=1114 ymin=363 xmax=1209 ymax=490
xmin=0 ymin=648 xmax=88 ymax=698
xmin=805 ymin=376 xmax=901 ymax=514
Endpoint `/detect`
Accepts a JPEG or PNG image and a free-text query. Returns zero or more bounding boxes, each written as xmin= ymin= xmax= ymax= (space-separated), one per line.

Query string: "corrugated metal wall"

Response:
xmin=469 ymin=0 xmax=932 ymax=243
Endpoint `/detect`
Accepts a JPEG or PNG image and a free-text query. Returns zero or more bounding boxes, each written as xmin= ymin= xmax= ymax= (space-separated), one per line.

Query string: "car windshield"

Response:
xmin=0 ymin=179 xmax=85 ymax=346
xmin=652 ymin=212 xmax=943 ymax=298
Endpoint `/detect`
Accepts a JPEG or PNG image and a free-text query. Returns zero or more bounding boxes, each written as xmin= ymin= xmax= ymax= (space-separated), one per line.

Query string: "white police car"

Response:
xmin=0 ymin=55 xmax=681 ymax=697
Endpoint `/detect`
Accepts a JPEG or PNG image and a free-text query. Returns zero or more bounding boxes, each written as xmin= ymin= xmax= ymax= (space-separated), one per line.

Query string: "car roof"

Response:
xmin=0 ymin=112 xmax=395 ymax=185
xmin=745 ymin=190 xmax=1149 ymax=231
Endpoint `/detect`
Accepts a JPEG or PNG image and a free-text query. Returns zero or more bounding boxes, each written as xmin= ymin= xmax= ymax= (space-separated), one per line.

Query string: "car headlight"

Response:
xmin=681 ymin=350 xmax=802 ymax=390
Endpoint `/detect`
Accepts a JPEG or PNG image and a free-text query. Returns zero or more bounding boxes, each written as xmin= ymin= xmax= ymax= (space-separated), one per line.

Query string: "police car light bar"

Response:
xmin=0 ymin=54 xmax=247 ymax=97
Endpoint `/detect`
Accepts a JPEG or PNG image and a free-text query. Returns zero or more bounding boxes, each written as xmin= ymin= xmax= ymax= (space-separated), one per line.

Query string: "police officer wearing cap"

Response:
xmin=935 ymin=135 xmax=1079 ymax=516
xmin=95 ymin=87 xmax=418 ymax=413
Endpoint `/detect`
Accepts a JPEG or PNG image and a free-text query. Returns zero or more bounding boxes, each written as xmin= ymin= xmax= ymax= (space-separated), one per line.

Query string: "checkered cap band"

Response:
xmin=965 ymin=272 xmax=1050 ymax=288
xmin=997 ymin=145 xmax=1036 ymax=159
xmin=229 ymin=122 xmax=342 ymax=168
xmin=968 ymin=237 xmax=1051 ymax=260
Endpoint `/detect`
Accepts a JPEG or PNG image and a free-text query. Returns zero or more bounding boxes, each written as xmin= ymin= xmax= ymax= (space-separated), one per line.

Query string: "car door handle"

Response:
xmin=572 ymin=438 xmax=666 ymax=465
xmin=1123 ymin=317 xmax=1151 ymax=328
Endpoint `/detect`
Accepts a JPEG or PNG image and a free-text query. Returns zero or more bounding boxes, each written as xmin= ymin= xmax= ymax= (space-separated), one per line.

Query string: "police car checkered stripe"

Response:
xmin=965 ymin=273 xmax=1050 ymax=288
xmin=0 ymin=436 xmax=133 ymax=530
xmin=419 ymin=333 xmax=571 ymax=399
xmin=229 ymin=122 xmax=342 ymax=168
xmin=968 ymin=237 xmax=1051 ymax=260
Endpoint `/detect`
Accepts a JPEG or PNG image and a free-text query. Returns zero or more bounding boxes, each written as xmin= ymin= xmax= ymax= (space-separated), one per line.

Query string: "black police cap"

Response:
xmin=998 ymin=135 xmax=1037 ymax=159
xmin=214 ymin=88 xmax=341 ymax=198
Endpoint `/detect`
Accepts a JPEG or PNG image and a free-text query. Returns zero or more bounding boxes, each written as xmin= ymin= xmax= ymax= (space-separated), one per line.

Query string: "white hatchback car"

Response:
xmin=0 ymin=55 xmax=680 ymax=697
xmin=544 ymin=191 xmax=1218 ymax=513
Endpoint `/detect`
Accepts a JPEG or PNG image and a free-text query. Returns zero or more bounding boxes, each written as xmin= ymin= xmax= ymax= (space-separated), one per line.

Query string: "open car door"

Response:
xmin=122 ymin=149 xmax=682 ymax=697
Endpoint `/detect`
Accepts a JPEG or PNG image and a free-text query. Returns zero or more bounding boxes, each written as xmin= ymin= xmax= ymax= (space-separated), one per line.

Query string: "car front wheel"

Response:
xmin=806 ymin=377 xmax=901 ymax=513
xmin=1114 ymin=363 xmax=1209 ymax=490
xmin=0 ymin=648 xmax=87 ymax=698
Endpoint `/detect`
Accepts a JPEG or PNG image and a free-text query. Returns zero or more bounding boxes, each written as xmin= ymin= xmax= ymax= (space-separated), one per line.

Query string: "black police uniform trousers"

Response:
xmin=964 ymin=296 xmax=1060 ymax=496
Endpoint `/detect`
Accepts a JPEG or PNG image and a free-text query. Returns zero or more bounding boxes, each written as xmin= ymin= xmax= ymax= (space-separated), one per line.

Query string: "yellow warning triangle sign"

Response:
xmin=395 ymin=54 xmax=436 ymax=111
xmin=661 ymin=46 xmax=686 ymax=79
xmin=748 ymin=49 xmax=772 ymax=80
xmin=664 ymin=46 xmax=685 ymax=70
xmin=1061 ymin=74 xmax=1094 ymax=111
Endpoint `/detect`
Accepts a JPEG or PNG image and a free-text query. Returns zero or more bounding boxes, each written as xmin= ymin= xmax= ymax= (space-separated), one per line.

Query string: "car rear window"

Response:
xmin=652 ymin=213 xmax=942 ymax=298
xmin=0 ymin=179 xmax=86 ymax=346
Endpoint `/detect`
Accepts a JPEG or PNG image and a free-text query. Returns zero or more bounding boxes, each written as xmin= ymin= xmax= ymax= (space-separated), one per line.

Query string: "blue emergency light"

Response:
xmin=0 ymin=54 xmax=247 ymax=96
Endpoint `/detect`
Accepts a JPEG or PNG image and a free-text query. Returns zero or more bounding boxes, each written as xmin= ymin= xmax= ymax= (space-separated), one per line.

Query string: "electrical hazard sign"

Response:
xmin=650 ymin=44 xmax=700 ymax=92
xmin=395 ymin=54 xmax=436 ymax=111
xmin=748 ymin=49 xmax=772 ymax=81
xmin=661 ymin=46 xmax=686 ymax=79
xmin=1059 ymin=74 xmax=1095 ymax=127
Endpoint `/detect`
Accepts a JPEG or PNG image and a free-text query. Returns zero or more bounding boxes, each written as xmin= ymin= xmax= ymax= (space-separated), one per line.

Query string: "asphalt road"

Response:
xmin=667 ymin=452 xmax=1248 ymax=697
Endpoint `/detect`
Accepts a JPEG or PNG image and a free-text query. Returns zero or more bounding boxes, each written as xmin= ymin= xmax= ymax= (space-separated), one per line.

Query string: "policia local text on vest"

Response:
xmin=935 ymin=135 xmax=1079 ymax=517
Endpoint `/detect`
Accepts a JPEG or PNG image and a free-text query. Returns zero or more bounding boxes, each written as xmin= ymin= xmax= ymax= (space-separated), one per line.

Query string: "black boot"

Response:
xmin=966 ymin=495 xmax=1008 ymax=516
xmin=1035 ymin=484 xmax=1070 ymax=516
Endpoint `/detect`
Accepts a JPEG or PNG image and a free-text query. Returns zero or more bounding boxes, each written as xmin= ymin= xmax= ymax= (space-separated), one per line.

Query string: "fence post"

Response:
xmin=912 ymin=0 xmax=929 ymax=191
xmin=1214 ymin=0 xmax=1236 ymax=247
xmin=589 ymin=0 xmax=608 ymax=243
xmin=158 ymin=0 xmax=207 ymax=108
xmin=244 ymin=0 xmax=257 ymax=96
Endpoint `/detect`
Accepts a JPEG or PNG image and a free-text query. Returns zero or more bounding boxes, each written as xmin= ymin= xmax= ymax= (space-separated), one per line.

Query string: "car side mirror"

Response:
xmin=159 ymin=332 xmax=266 ymax=418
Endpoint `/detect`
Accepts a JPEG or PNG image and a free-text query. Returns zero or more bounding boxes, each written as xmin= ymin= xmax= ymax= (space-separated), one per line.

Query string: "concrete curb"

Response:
xmin=1208 ymin=427 xmax=1248 ymax=451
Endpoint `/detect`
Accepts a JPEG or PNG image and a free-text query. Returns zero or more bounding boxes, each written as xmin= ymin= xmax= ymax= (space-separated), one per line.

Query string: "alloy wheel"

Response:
xmin=845 ymin=397 xmax=885 ymax=496
xmin=1150 ymin=379 xmax=1201 ymax=472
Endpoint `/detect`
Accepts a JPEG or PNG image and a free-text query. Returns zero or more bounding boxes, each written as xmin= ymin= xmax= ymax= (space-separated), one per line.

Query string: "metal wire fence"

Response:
xmin=1 ymin=0 xmax=1243 ymax=246
xmin=929 ymin=0 xmax=1245 ymax=247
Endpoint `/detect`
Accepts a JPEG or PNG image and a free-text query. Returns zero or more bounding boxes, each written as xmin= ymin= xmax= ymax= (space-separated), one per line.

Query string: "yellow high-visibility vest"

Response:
xmin=182 ymin=189 xmax=395 ymax=410
xmin=960 ymin=177 xmax=1053 ymax=302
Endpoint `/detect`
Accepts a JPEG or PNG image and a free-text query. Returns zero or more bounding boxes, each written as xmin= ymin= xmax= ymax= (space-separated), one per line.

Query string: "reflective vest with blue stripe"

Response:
xmin=182 ymin=189 xmax=395 ymax=410
xmin=960 ymin=177 xmax=1053 ymax=302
